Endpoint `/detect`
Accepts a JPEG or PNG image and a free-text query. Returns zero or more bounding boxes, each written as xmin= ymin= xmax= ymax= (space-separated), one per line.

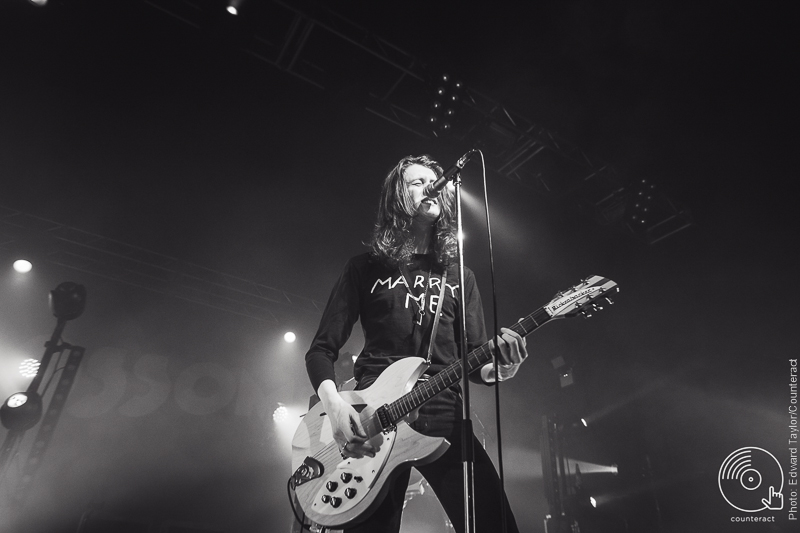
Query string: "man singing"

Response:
xmin=304 ymin=154 xmax=527 ymax=532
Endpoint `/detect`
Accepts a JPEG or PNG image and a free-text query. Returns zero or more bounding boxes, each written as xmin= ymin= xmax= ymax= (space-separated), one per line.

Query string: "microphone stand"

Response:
xmin=453 ymin=173 xmax=477 ymax=533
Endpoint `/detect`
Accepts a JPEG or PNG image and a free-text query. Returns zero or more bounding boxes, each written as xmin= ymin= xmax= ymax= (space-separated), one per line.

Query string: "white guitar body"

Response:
xmin=289 ymin=275 xmax=619 ymax=528
xmin=290 ymin=357 xmax=450 ymax=528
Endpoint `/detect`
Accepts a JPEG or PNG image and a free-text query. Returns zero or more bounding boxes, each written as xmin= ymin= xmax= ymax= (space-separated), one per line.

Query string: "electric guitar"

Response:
xmin=289 ymin=275 xmax=618 ymax=528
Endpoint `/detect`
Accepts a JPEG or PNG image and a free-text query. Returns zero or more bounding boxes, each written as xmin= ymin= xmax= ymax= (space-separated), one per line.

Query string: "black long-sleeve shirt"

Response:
xmin=305 ymin=253 xmax=488 ymax=392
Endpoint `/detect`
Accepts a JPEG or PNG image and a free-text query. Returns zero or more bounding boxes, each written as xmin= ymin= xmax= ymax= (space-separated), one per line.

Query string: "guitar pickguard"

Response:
xmin=291 ymin=357 xmax=449 ymax=527
xmin=308 ymin=430 xmax=395 ymax=518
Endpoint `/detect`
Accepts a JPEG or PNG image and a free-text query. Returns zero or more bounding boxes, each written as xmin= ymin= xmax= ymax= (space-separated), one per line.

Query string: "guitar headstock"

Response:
xmin=544 ymin=276 xmax=619 ymax=319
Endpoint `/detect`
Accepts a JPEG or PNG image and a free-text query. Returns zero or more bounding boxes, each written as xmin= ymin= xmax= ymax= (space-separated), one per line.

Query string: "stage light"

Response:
xmin=284 ymin=332 xmax=296 ymax=343
xmin=227 ymin=0 xmax=243 ymax=15
xmin=0 ymin=391 xmax=43 ymax=430
xmin=559 ymin=367 xmax=574 ymax=387
xmin=273 ymin=404 xmax=288 ymax=422
xmin=562 ymin=416 xmax=588 ymax=431
xmin=19 ymin=358 xmax=40 ymax=378
xmin=27 ymin=0 xmax=48 ymax=6
xmin=570 ymin=460 xmax=620 ymax=476
xmin=427 ymin=72 xmax=464 ymax=136
xmin=13 ymin=260 xmax=32 ymax=273
xmin=49 ymin=281 xmax=86 ymax=320
xmin=589 ymin=496 xmax=597 ymax=508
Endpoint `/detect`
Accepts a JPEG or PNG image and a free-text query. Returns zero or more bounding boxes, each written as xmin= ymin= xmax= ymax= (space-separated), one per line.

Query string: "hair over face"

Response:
xmin=368 ymin=155 xmax=458 ymax=269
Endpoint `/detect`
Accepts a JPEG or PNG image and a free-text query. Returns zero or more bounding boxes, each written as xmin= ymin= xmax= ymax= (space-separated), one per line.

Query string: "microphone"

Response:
xmin=423 ymin=150 xmax=478 ymax=199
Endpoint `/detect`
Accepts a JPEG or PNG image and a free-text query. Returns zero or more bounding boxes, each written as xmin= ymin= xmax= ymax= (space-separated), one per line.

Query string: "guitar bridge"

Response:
xmin=376 ymin=404 xmax=396 ymax=433
xmin=289 ymin=456 xmax=324 ymax=489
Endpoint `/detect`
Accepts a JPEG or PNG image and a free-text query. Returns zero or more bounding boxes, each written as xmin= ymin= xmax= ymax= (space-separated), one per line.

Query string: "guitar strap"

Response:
xmin=426 ymin=270 xmax=447 ymax=365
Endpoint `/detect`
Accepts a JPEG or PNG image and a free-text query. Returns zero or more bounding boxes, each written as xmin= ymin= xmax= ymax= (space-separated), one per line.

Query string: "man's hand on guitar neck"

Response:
xmin=482 ymin=325 xmax=529 ymax=383
xmin=317 ymin=380 xmax=377 ymax=459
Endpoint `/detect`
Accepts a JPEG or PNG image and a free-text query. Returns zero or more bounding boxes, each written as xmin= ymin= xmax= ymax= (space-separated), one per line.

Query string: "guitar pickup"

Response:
xmin=289 ymin=456 xmax=324 ymax=489
xmin=376 ymin=404 xmax=396 ymax=433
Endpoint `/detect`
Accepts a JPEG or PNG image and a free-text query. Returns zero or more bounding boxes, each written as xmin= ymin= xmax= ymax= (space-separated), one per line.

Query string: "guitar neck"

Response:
xmin=385 ymin=306 xmax=553 ymax=422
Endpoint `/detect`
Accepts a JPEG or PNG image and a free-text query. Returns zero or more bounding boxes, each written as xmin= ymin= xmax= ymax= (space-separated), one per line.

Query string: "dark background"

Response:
xmin=0 ymin=1 xmax=795 ymax=532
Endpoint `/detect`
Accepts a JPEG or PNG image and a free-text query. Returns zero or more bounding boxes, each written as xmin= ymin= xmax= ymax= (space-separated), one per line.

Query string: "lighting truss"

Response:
xmin=0 ymin=346 xmax=84 ymax=507
xmin=0 ymin=206 xmax=324 ymax=324
xmin=142 ymin=1 xmax=693 ymax=243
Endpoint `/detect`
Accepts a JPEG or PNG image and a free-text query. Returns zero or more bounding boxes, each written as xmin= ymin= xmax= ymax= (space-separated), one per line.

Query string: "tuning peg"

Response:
xmin=580 ymin=310 xmax=593 ymax=318
xmin=605 ymin=297 xmax=614 ymax=305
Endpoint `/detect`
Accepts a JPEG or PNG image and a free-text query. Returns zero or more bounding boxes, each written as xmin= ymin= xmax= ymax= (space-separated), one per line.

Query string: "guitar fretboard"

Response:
xmin=384 ymin=307 xmax=553 ymax=423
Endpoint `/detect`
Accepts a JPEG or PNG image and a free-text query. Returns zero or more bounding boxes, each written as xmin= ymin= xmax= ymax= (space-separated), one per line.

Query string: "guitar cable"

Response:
xmin=287 ymin=478 xmax=313 ymax=531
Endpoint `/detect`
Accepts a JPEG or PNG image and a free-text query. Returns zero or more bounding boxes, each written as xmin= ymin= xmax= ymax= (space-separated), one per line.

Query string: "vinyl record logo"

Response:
xmin=718 ymin=447 xmax=784 ymax=512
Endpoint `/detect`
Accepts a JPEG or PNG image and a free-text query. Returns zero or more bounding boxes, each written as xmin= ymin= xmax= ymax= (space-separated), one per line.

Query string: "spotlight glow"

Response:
xmin=570 ymin=460 xmax=619 ymax=475
xmin=13 ymin=260 xmax=32 ymax=273
xmin=272 ymin=404 xmax=304 ymax=454
xmin=226 ymin=0 xmax=241 ymax=15
xmin=273 ymin=405 xmax=288 ymax=422
xmin=284 ymin=332 xmax=296 ymax=343
xmin=590 ymin=496 xmax=597 ymax=508
xmin=19 ymin=358 xmax=40 ymax=378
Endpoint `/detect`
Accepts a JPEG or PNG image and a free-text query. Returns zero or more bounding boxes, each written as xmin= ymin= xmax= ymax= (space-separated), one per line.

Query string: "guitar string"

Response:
xmin=353 ymin=288 xmax=608 ymax=425
xmin=307 ymin=288 xmax=609 ymax=461
xmin=307 ymin=309 xmax=552 ymax=439
xmin=386 ymin=309 xmax=551 ymax=421
xmin=349 ymin=306 xmax=554 ymax=431
xmin=302 ymin=294 xmax=601 ymax=460
xmin=304 ymin=308 xmax=555 ymax=470
xmin=296 ymin=289 xmax=607 ymax=506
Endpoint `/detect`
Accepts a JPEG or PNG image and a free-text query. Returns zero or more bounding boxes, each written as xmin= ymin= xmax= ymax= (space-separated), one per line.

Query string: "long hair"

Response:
xmin=368 ymin=155 xmax=458 ymax=269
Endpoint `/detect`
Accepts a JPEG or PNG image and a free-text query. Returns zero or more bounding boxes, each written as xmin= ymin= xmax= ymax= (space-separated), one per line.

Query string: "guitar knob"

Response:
xmin=326 ymin=481 xmax=338 ymax=492
xmin=354 ymin=476 xmax=363 ymax=483
xmin=341 ymin=472 xmax=353 ymax=483
xmin=344 ymin=488 xmax=357 ymax=499
xmin=330 ymin=497 xmax=342 ymax=508
xmin=321 ymin=495 xmax=330 ymax=504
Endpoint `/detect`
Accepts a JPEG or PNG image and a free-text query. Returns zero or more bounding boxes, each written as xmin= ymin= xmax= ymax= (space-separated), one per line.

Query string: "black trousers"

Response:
xmin=345 ymin=386 xmax=519 ymax=533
